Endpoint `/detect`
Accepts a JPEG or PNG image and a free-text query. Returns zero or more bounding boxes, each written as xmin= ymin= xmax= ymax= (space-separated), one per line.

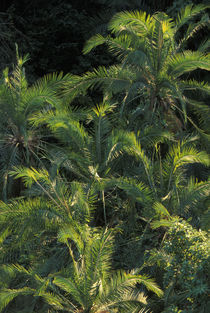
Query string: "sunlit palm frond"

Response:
xmin=167 ymin=51 xmax=210 ymax=79
xmin=174 ymin=179 xmax=210 ymax=217
xmin=153 ymin=202 xmax=171 ymax=218
xmin=163 ymin=141 xmax=209 ymax=191
xmin=108 ymin=10 xmax=152 ymax=36
xmin=175 ymin=4 xmax=209 ymax=31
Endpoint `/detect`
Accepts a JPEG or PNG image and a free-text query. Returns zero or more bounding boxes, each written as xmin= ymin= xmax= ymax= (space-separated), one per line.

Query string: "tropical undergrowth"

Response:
xmin=0 ymin=4 xmax=209 ymax=313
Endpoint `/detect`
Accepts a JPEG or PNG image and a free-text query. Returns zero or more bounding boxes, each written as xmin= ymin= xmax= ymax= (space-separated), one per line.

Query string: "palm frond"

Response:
xmin=151 ymin=219 xmax=176 ymax=229
xmin=35 ymin=291 xmax=66 ymax=311
xmin=53 ymin=276 xmax=84 ymax=308
xmin=150 ymin=12 xmax=174 ymax=74
xmin=178 ymin=13 xmax=209 ymax=50
xmin=175 ymin=179 xmax=210 ymax=216
xmin=168 ymin=51 xmax=210 ymax=78
xmin=83 ymin=34 xmax=107 ymax=54
xmin=153 ymin=202 xmax=171 ymax=218
xmin=0 ymin=287 xmax=34 ymax=312
xmin=138 ymin=126 xmax=174 ymax=148
xmin=179 ymin=79 xmax=210 ymax=93
xmin=108 ymin=10 xmax=152 ymax=36
xmin=133 ymin=274 xmax=163 ymax=297
xmin=123 ymin=132 xmax=156 ymax=194
xmin=198 ymin=39 xmax=210 ymax=53
xmin=63 ymin=65 xmax=133 ymax=101
xmin=85 ymin=228 xmax=114 ymax=283
xmin=116 ymin=177 xmax=152 ymax=207
xmin=10 ymin=166 xmax=50 ymax=188
xmin=96 ymin=278 xmax=148 ymax=312
xmin=163 ymin=141 xmax=209 ymax=191
xmin=175 ymin=4 xmax=209 ymax=31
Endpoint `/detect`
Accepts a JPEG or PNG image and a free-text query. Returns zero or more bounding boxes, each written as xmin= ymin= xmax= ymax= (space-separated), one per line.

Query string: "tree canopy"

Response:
xmin=0 ymin=2 xmax=209 ymax=313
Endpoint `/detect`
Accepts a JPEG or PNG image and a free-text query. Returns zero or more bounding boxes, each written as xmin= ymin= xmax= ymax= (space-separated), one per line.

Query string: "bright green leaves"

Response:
xmin=108 ymin=10 xmax=152 ymax=37
xmin=72 ymin=4 xmax=210 ymax=131
xmin=175 ymin=4 xmax=210 ymax=31
xmin=148 ymin=217 xmax=209 ymax=312
xmin=168 ymin=51 xmax=210 ymax=79
xmin=54 ymin=227 xmax=162 ymax=312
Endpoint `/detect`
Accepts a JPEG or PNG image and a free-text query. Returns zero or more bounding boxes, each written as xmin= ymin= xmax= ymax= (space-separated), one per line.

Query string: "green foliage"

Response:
xmin=148 ymin=218 xmax=210 ymax=312
xmin=0 ymin=3 xmax=209 ymax=313
xmin=0 ymin=51 xmax=66 ymax=201
xmin=66 ymin=4 xmax=210 ymax=136
xmin=0 ymin=226 xmax=162 ymax=312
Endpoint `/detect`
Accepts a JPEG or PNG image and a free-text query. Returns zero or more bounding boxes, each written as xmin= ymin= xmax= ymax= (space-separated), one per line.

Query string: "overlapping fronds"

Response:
xmin=175 ymin=4 xmax=209 ymax=31
xmin=9 ymin=166 xmax=94 ymax=225
xmin=54 ymin=227 xmax=114 ymax=310
xmin=0 ymin=53 xmax=68 ymax=200
xmin=163 ymin=141 xmax=209 ymax=191
xmin=0 ymin=197 xmax=65 ymax=232
xmin=167 ymin=51 xmax=210 ymax=78
xmin=178 ymin=12 xmax=209 ymax=50
xmin=0 ymin=264 xmax=71 ymax=312
xmin=174 ymin=179 xmax=210 ymax=215
xmin=0 ymin=4 xmax=209 ymax=313
xmin=0 ymin=55 xmax=62 ymax=117
xmin=63 ymin=64 xmax=134 ymax=102
xmin=54 ymin=226 xmax=162 ymax=312
xmin=78 ymin=4 xmax=210 ymax=129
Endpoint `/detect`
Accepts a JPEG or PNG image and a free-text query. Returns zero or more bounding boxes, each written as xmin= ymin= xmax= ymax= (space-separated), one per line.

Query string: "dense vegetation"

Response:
xmin=0 ymin=1 xmax=209 ymax=312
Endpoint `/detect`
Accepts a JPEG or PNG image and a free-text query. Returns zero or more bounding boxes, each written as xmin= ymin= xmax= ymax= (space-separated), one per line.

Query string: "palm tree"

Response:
xmin=0 ymin=49 xmax=65 ymax=201
xmin=121 ymin=133 xmax=209 ymax=218
xmin=0 ymin=162 xmax=163 ymax=311
xmin=63 ymin=4 xmax=210 ymax=133
xmin=0 ymin=165 xmax=95 ymax=259
xmin=30 ymin=102 xmax=142 ymax=225
xmin=28 ymin=98 xmax=210 ymax=226
xmin=0 ymin=224 xmax=163 ymax=312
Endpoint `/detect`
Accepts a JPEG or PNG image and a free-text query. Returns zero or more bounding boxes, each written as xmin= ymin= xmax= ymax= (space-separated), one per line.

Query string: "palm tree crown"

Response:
xmin=63 ymin=4 xmax=210 ymax=133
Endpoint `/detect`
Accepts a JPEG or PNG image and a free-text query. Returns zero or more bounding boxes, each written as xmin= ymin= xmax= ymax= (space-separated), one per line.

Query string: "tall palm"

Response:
xmin=30 ymin=102 xmax=141 ymax=225
xmin=63 ymin=4 xmax=210 ymax=133
xmin=0 ymin=51 xmax=63 ymax=201
xmin=0 ymin=163 xmax=163 ymax=311
xmin=0 ymin=224 xmax=163 ymax=312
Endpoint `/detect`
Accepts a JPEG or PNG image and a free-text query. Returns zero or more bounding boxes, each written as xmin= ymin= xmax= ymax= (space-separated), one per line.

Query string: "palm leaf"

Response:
xmin=168 ymin=51 xmax=210 ymax=79
xmin=0 ymin=288 xmax=34 ymax=312
xmin=175 ymin=4 xmax=209 ymax=31
xmin=63 ymin=65 xmax=132 ymax=101
xmin=53 ymin=276 xmax=85 ymax=308
xmin=153 ymin=202 xmax=171 ymax=218
xmin=108 ymin=10 xmax=152 ymax=36
xmin=83 ymin=34 xmax=107 ymax=54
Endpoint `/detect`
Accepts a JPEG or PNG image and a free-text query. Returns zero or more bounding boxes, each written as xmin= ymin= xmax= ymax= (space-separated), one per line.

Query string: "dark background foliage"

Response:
xmin=0 ymin=0 xmax=207 ymax=82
